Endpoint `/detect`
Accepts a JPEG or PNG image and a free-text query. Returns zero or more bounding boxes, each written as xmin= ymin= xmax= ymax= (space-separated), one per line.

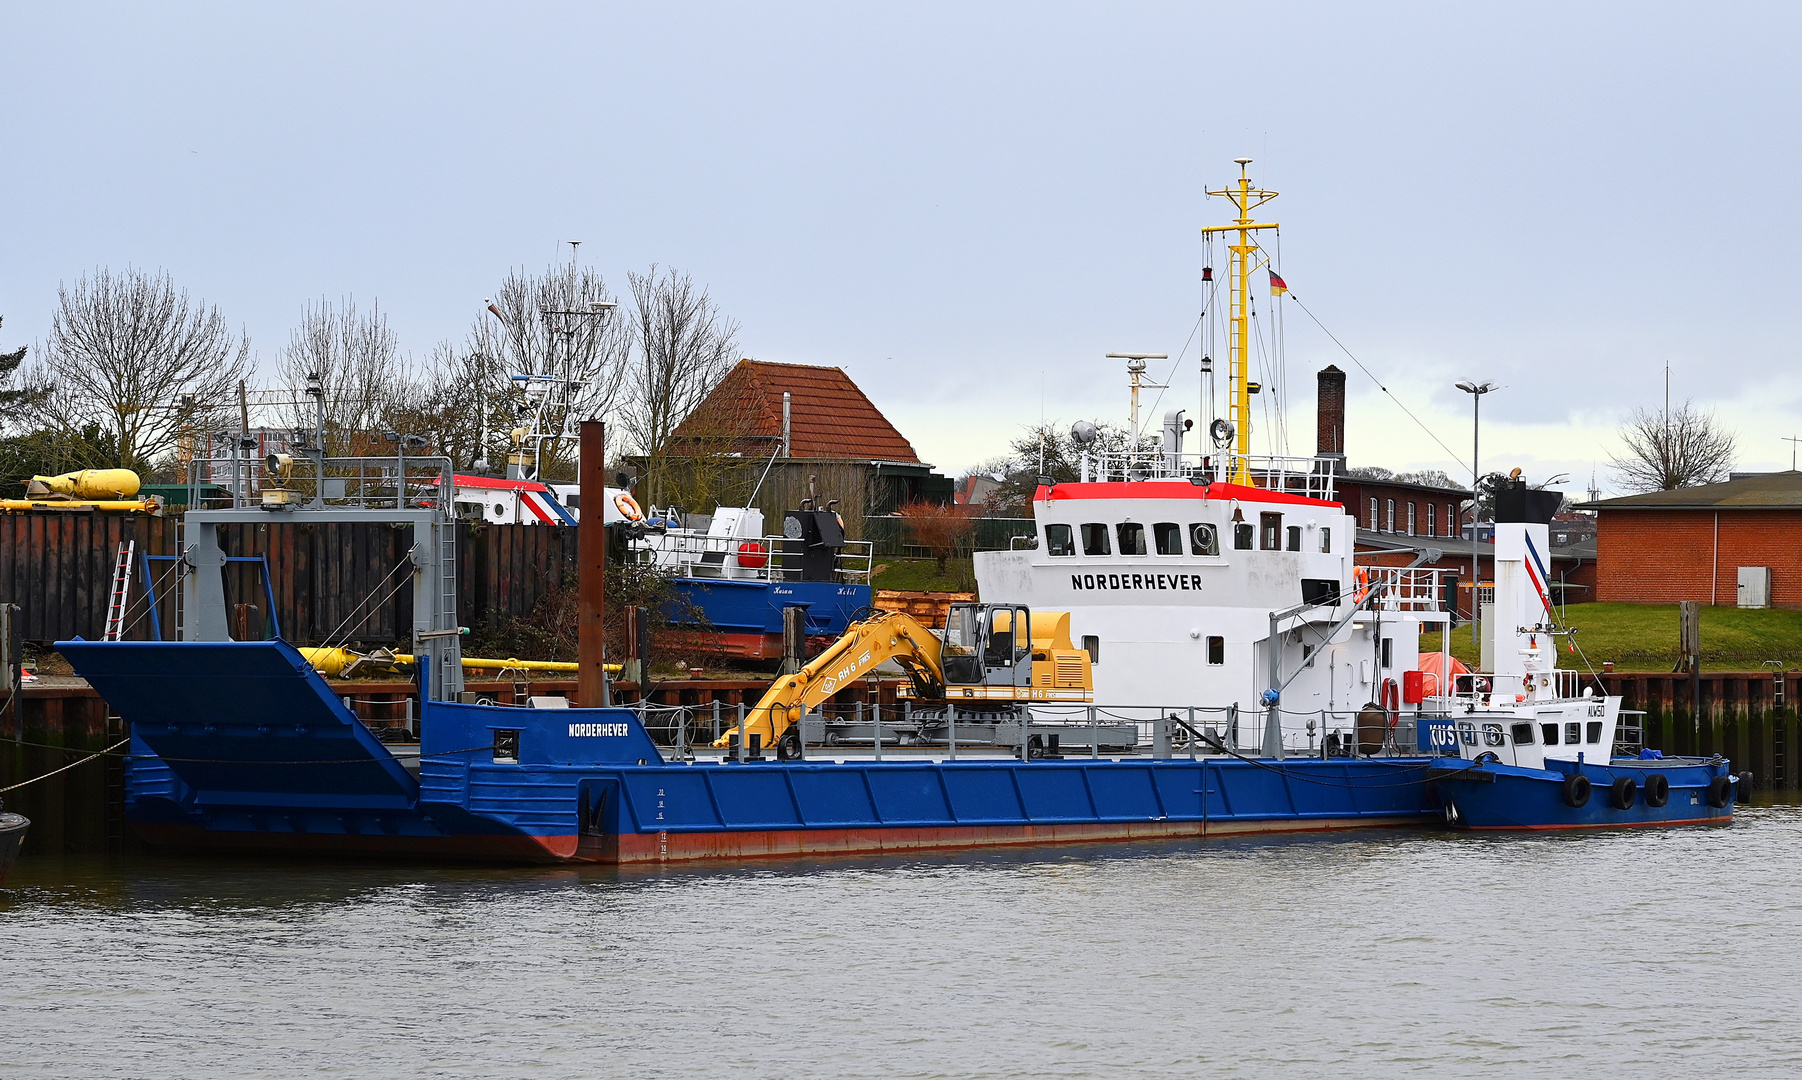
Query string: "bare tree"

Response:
xmin=623 ymin=265 xmax=740 ymax=505
xmin=277 ymin=298 xmax=411 ymax=454
xmin=1609 ymin=401 xmax=1737 ymax=492
xmin=26 ymin=268 xmax=252 ymax=470
xmin=466 ymin=264 xmax=632 ymax=476
xmin=898 ymin=500 xmax=978 ymax=574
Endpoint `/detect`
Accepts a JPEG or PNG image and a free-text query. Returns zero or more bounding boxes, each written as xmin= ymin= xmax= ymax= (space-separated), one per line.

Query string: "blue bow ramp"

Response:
xmin=58 ymin=639 xmax=419 ymax=810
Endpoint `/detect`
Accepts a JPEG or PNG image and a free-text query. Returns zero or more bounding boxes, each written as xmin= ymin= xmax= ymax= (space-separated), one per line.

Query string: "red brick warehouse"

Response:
xmin=1579 ymin=472 xmax=1802 ymax=608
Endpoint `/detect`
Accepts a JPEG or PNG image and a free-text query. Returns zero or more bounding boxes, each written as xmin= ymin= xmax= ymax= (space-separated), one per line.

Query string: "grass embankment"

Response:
xmin=1419 ymin=603 xmax=1802 ymax=673
xmin=870 ymin=558 xmax=977 ymax=594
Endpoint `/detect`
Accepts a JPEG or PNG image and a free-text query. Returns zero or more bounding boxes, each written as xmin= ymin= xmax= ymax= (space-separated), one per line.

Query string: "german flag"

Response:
xmin=1269 ymin=271 xmax=1289 ymax=297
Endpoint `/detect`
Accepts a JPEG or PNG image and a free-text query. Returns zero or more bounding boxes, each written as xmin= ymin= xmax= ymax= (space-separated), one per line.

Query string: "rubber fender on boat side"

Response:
xmin=1610 ymin=776 xmax=1638 ymax=810
xmin=1563 ymin=773 xmax=1592 ymax=808
xmin=1707 ymin=776 xmax=1734 ymax=808
xmin=1737 ymin=771 xmax=1755 ymax=804
xmin=776 ymin=726 xmax=805 ymax=762
xmin=1644 ymin=773 xmax=1670 ymax=808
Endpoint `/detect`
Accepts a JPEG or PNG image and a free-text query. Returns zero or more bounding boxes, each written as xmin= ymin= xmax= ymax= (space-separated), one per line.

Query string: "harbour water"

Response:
xmin=5 ymin=807 xmax=1802 ymax=1079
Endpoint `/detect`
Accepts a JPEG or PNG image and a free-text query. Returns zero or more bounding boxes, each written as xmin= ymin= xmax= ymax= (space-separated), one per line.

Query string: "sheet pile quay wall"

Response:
xmin=0 ymin=513 xmax=579 ymax=645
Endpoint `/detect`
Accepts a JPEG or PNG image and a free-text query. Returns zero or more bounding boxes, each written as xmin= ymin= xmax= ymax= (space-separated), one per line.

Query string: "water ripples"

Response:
xmin=5 ymin=809 xmax=1802 ymax=1077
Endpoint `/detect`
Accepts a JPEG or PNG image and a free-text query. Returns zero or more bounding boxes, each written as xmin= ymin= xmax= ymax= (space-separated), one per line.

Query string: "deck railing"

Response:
xmin=1078 ymin=450 xmax=1340 ymax=502
xmin=625 ymin=530 xmax=873 ymax=585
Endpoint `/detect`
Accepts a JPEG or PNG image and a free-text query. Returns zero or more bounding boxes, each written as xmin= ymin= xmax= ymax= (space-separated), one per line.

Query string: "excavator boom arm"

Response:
xmin=714 ymin=610 xmax=944 ymax=750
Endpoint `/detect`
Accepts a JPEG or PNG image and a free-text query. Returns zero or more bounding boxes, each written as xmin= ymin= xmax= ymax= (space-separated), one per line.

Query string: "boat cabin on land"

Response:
xmin=662 ymin=359 xmax=953 ymax=537
xmin=1578 ymin=471 xmax=1802 ymax=609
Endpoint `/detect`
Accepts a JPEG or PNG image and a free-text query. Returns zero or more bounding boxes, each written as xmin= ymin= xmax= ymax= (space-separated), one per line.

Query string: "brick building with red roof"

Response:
xmin=666 ymin=360 xmax=952 ymax=536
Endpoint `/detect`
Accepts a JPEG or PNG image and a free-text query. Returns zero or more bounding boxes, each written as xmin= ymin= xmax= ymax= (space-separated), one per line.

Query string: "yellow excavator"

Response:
xmin=716 ymin=602 xmax=1094 ymax=759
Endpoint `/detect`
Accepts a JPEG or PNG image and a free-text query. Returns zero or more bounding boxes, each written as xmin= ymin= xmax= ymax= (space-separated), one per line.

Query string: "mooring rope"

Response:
xmin=0 ymin=738 xmax=131 ymax=794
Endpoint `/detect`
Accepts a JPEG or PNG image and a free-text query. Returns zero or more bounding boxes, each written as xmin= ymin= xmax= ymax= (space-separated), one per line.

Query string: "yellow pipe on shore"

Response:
xmin=1 ymin=497 xmax=163 ymax=514
xmin=296 ymin=646 xmax=612 ymax=679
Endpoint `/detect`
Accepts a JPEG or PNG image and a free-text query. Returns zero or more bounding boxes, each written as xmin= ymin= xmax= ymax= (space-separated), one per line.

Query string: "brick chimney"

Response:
xmin=1316 ymin=365 xmax=1346 ymax=463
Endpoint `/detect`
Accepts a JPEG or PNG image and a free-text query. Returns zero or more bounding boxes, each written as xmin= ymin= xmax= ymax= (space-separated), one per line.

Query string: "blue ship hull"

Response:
xmin=1431 ymin=756 xmax=1737 ymax=830
xmin=670 ymin=579 xmax=869 ymax=659
xmin=60 ymin=639 xmax=1451 ymax=864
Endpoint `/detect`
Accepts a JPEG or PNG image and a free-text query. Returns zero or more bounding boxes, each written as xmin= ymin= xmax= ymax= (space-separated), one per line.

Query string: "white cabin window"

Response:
xmin=1234 ymin=523 xmax=1254 ymax=550
xmin=1565 ymin=721 xmax=1581 ymax=745
xmin=1081 ymin=523 xmax=1111 ymax=556
xmin=1189 ymin=523 xmax=1220 ymax=556
xmin=1511 ymin=722 xmax=1535 ymax=744
xmin=1541 ymin=723 xmax=1560 ymax=745
xmin=1587 ymin=721 xmax=1603 ymax=744
xmin=1319 ymin=528 xmax=1331 ymax=553
xmin=1206 ymin=636 xmax=1224 ymax=665
xmin=1116 ymin=522 xmax=1147 ymax=556
xmin=1153 ymin=522 xmax=1182 ymax=555
xmin=1045 ymin=524 xmax=1075 ymax=556
xmin=1482 ymin=723 xmax=1505 ymax=747
xmin=1286 ymin=525 xmax=1301 ymax=551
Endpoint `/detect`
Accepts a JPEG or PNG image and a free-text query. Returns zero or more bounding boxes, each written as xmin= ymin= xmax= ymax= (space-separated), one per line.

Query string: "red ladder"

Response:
xmin=103 ymin=540 xmax=136 ymax=641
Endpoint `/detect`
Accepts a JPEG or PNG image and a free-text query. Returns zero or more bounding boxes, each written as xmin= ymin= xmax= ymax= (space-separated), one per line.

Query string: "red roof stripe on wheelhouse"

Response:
xmin=1033 ymin=481 xmax=1343 ymax=509
xmin=453 ymin=474 xmax=552 ymax=493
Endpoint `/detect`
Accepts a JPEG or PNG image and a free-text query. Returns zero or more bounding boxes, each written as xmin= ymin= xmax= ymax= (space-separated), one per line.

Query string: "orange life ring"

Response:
xmin=1380 ymin=677 xmax=1400 ymax=729
xmin=613 ymin=493 xmax=643 ymax=522
xmin=1353 ymin=566 xmax=1370 ymax=604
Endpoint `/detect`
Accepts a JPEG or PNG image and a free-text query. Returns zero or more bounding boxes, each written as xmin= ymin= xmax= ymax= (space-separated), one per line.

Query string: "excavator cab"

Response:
xmin=943 ymin=603 xmax=1032 ymax=690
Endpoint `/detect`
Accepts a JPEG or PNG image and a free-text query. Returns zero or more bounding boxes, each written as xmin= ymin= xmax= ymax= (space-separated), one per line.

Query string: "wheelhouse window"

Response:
xmin=1260 ymin=512 xmax=1283 ymax=551
xmin=1081 ymin=523 xmax=1111 ymax=556
xmin=1541 ymin=723 xmax=1560 ymax=745
xmin=1206 ymin=636 xmax=1225 ymax=665
xmin=1565 ymin=721 xmax=1582 ymax=745
xmin=1286 ymin=526 xmax=1301 ymax=551
xmin=1587 ymin=721 xmax=1603 ymax=744
xmin=1234 ymin=523 xmax=1253 ymax=550
xmin=1510 ymin=722 xmax=1535 ymax=744
xmin=1190 ymin=523 xmax=1220 ymax=556
xmin=1153 ymin=522 xmax=1183 ymax=555
xmin=1116 ymin=522 xmax=1148 ymax=556
xmin=1319 ymin=527 xmax=1332 ymax=553
xmin=1045 ymin=523 xmax=1075 ymax=557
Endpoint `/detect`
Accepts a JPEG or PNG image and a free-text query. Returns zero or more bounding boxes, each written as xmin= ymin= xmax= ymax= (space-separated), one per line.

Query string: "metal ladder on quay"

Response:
xmin=103 ymin=541 xmax=136 ymax=641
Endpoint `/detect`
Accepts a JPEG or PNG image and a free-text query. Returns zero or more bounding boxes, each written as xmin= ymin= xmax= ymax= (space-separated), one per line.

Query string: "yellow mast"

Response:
xmin=1202 ymin=159 xmax=1279 ymax=485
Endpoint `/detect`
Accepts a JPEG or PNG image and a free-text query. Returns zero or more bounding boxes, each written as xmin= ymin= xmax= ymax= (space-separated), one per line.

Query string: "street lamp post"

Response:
xmin=1456 ymin=381 xmax=1497 ymax=648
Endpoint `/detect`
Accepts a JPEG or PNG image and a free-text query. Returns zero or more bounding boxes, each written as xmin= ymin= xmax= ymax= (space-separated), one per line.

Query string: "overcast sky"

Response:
xmin=5 ymin=2 xmax=1799 ymax=495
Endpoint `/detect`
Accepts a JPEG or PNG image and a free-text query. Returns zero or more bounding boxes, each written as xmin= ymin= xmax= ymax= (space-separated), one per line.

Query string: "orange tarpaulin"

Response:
xmin=1415 ymin=651 xmax=1470 ymax=696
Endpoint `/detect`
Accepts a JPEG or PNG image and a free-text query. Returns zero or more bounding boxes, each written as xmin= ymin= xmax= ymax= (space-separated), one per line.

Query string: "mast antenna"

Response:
xmin=1203 ymin=159 xmax=1279 ymax=485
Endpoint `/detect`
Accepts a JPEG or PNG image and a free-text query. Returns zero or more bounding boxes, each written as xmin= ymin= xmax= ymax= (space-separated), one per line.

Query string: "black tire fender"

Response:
xmin=1737 ymin=771 xmax=1755 ymax=804
xmin=1644 ymin=772 xmax=1670 ymax=808
xmin=1610 ymin=776 xmax=1638 ymax=810
xmin=776 ymin=725 xmax=805 ymax=762
xmin=1563 ymin=773 xmax=1592 ymax=808
xmin=1707 ymin=775 xmax=1734 ymax=808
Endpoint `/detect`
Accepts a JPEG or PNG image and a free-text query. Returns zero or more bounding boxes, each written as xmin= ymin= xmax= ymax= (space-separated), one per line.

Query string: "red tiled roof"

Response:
xmin=672 ymin=359 xmax=920 ymax=463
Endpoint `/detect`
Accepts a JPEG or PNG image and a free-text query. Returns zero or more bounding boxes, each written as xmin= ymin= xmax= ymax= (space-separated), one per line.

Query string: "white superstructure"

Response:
xmin=976 ymin=458 xmax=1452 ymax=754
